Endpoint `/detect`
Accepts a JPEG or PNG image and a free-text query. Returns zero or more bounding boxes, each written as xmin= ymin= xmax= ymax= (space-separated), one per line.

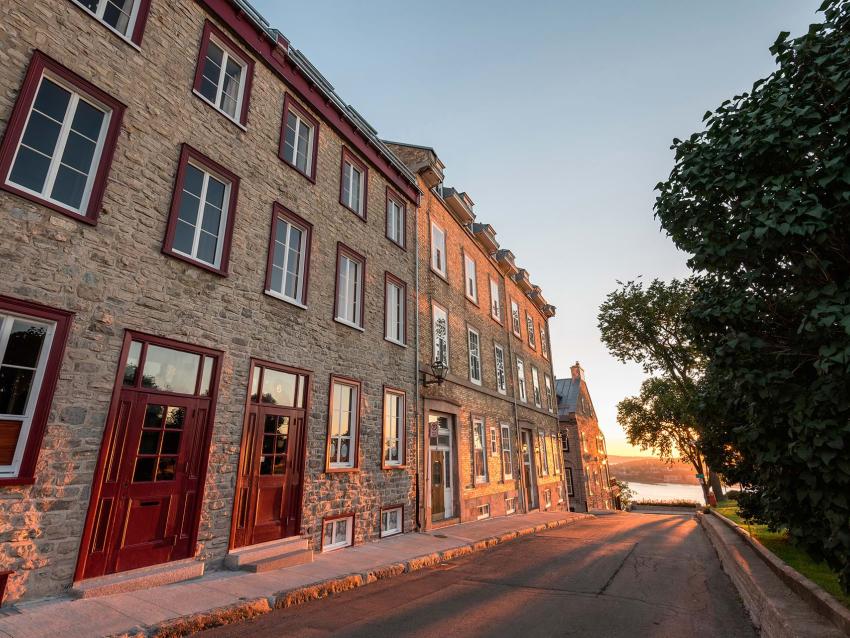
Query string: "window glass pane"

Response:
xmin=123 ymin=340 xmax=142 ymax=386
xmin=20 ymin=111 xmax=62 ymax=158
xmin=196 ymin=232 xmax=217 ymax=264
xmin=0 ymin=367 xmax=35 ymax=415
xmin=220 ymin=57 xmax=242 ymax=117
xmin=50 ymin=164 xmax=87 ymax=209
xmin=285 ymin=226 xmax=303 ymax=299
xmin=103 ymin=0 xmax=134 ymax=35
xmin=334 ymin=519 xmax=347 ymax=544
xmin=261 ymin=368 xmax=297 ymax=406
xmin=201 ymin=42 xmax=223 ymax=103
xmin=199 ymin=356 xmax=214 ymax=396
xmin=60 ymin=131 xmax=97 ymax=175
xmin=3 ymin=320 xmax=47 ymax=368
xmin=141 ymin=345 xmax=200 ymax=394
xmin=296 ymin=121 xmax=310 ymax=172
xmin=284 ymin=112 xmax=298 ymax=163
xmin=70 ymin=99 xmax=105 ymax=142
xmin=34 ymin=78 xmax=71 ymax=122
xmin=342 ymin=164 xmax=351 ymax=207
xmin=8 ymin=148 xmax=51 ymax=194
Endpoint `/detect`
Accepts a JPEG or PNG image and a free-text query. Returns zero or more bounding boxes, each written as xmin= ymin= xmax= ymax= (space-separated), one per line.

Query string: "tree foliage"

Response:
xmin=655 ymin=0 xmax=850 ymax=589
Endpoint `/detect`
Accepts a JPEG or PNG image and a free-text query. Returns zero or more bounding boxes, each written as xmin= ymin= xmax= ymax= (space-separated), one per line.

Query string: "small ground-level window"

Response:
xmin=477 ymin=503 xmax=491 ymax=520
xmin=505 ymin=495 xmax=517 ymax=515
xmin=380 ymin=506 xmax=403 ymax=537
xmin=322 ymin=514 xmax=354 ymax=552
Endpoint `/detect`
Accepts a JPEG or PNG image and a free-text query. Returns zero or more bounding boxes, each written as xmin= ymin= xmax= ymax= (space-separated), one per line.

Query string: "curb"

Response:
xmin=697 ymin=511 xmax=847 ymax=637
xmin=706 ymin=509 xmax=850 ymax=636
xmin=108 ymin=514 xmax=594 ymax=638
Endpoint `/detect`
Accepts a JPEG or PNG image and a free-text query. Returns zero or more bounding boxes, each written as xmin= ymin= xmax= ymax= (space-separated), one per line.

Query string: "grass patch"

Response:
xmin=713 ymin=500 xmax=850 ymax=609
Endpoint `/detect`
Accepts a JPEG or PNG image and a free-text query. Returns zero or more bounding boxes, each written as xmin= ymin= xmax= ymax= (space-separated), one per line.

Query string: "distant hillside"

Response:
xmin=608 ymin=455 xmax=699 ymax=485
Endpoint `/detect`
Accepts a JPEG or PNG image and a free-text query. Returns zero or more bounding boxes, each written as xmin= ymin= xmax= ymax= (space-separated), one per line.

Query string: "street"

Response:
xmin=203 ymin=511 xmax=756 ymax=638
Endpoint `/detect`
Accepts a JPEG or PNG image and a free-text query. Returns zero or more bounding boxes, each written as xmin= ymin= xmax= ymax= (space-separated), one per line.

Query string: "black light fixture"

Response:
xmin=423 ymin=357 xmax=448 ymax=386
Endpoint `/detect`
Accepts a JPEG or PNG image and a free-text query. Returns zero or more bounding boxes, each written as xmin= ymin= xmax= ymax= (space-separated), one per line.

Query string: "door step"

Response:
xmin=70 ymin=558 xmax=204 ymax=599
xmin=225 ymin=536 xmax=312 ymax=572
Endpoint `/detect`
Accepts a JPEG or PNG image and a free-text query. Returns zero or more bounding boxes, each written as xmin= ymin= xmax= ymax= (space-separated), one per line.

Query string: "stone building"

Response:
xmin=0 ymin=0 xmax=421 ymax=602
xmin=386 ymin=142 xmax=568 ymax=528
xmin=557 ymin=363 xmax=613 ymax=511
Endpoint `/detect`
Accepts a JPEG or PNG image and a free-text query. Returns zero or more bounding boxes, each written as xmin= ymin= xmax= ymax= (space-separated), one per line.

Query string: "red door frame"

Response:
xmin=74 ymin=330 xmax=223 ymax=582
xmin=228 ymin=358 xmax=312 ymax=550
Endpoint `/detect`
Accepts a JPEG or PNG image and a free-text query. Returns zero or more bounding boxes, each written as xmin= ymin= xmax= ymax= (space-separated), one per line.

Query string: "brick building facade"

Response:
xmin=386 ymin=142 xmax=568 ymax=528
xmin=557 ymin=363 xmax=614 ymax=511
xmin=0 ymin=0 xmax=420 ymax=602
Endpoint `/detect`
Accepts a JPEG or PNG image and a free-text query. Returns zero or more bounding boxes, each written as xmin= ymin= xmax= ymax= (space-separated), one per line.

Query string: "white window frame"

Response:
xmin=335 ymin=252 xmax=363 ymax=329
xmin=477 ymin=503 xmax=491 ymax=520
xmin=566 ymin=467 xmax=575 ymax=496
xmin=467 ymin=326 xmax=482 ymax=385
xmin=489 ymin=278 xmax=501 ymax=321
xmin=539 ymin=429 xmax=550 ymax=476
xmin=531 ymin=366 xmax=542 ymax=407
xmin=516 ymin=357 xmax=527 ymax=402
xmin=266 ymin=213 xmax=308 ymax=307
xmin=380 ymin=506 xmax=403 ymax=538
xmin=283 ymin=107 xmax=315 ymax=177
xmin=172 ymin=160 xmax=231 ymax=269
xmin=500 ymin=423 xmax=513 ymax=479
xmin=0 ymin=313 xmax=56 ymax=478
xmin=505 ymin=495 xmax=517 ymax=514
xmin=494 ymin=343 xmax=507 ymax=395
xmin=328 ymin=380 xmax=358 ymax=470
xmin=432 ymin=303 xmax=449 ymax=369
xmin=386 ymin=195 xmax=405 ymax=246
xmin=385 ymin=278 xmax=405 ymax=345
xmin=540 ymin=326 xmax=548 ymax=359
xmin=552 ymin=433 xmax=561 ymax=475
xmin=472 ymin=416 xmax=488 ymax=484
xmin=6 ymin=72 xmax=112 ymax=216
xmin=197 ymin=34 xmax=248 ymax=124
xmin=464 ymin=254 xmax=478 ymax=303
xmin=430 ymin=222 xmax=447 ymax=276
xmin=72 ymin=0 xmax=143 ymax=43
xmin=544 ymin=374 xmax=554 ymax=412
xmin=511 ymin=300 xmax=521 ymax=337
xmin=382 ymin=389 xmax=404 ymax=467
xmin=342 ymin=159 xmax=365 ymax=215
xmin=322 ymin=515 xmax=354 ymax=552
xmin=489 ymin=425 xmax=498 ymax=456
xmin=526 ymin=313 xmax=536 ymax=349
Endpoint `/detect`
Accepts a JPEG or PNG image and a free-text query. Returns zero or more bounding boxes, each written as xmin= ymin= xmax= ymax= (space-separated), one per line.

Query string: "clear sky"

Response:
xmin=253 ymin=0 xmax=823 ymax=456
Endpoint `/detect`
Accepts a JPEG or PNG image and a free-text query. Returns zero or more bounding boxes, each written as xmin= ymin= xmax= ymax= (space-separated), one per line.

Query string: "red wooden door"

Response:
xmin=232 ymin=362 xmax=309 ymax=549
xmin=78 ymin=334 xmax=219 ymax=581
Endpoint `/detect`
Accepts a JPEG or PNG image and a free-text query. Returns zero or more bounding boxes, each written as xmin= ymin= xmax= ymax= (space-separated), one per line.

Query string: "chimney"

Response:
xmin=571 ymin=361 xmax=584 ymax=381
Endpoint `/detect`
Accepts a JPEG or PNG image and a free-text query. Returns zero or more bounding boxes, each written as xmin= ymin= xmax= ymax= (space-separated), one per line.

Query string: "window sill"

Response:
xmin=279 ymin=156 xmax=316 ymax=184
xmin=430 ymin=267 xmax=449 ymax=283
xmin=334 ymin=317 xmax=365 ymax=332
xmin=164 ymin=247 xmax=228 ymax=277
xmin=0 ymin=475 xmax=35 ymax=487
xmin=470 ymin=378 xmax=482 ymax=386
xmin=1 ymin=182 xmax=98 ymax=225
xmin=68 ymin=0 xmax=144 ymax=50
xmin=192 ymin=89 xmax=248 ymax=131
xmin=326 ymin=467 xmax=360 ymax=474
xmin=339 ymin=200 xmax=367 ymax=222
xmin=465 ymin=295 xmax=479 ymax=307
xmin=386 ymin=235 xmax=406 ymax=251
xmin=381 ymin=464 xmax=407 ymax=471
xmin=384 ymin=337 xmax=407 ymax=348
xmin=265 ymin=289 xmax=307 ymax=310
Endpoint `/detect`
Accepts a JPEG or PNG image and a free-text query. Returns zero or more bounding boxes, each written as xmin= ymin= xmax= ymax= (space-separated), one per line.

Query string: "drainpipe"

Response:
xmin=414 ymin=185 xmax=422 ymax=531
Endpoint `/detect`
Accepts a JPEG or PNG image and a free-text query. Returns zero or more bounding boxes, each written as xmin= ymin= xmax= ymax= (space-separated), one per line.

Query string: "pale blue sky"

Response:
xmin=254 ymin=0 xmax=823 ymax=455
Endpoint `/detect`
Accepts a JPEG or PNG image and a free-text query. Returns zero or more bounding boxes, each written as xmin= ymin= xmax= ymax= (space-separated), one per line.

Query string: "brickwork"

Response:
xmin=0 ymin=0 xmax=417 ymax=602
xmin=386 ymin=143 xmax=567 ymax=527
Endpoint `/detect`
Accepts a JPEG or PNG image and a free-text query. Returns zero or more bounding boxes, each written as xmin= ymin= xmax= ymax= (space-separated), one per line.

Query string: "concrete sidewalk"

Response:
xmin=0 ymin=511 xmax=591 ymax=638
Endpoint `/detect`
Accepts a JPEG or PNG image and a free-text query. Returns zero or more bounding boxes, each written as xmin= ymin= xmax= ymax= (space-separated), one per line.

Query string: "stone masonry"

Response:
xmin=0 ymin=0 xmax=418 ymax=602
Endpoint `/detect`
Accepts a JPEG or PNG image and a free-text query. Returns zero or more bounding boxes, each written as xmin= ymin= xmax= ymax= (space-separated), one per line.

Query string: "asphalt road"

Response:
xmin=204 ymin=511 xmax=756 ymax=638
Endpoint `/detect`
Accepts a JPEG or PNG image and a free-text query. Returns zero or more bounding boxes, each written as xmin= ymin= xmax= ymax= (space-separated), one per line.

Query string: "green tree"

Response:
xmin=598 ymin=278 xmax=724 ymax=499
xmin=618 ymin=377 xmax=711 ymax=504
xmin=655 ymin=0 xmax=850 ymax=590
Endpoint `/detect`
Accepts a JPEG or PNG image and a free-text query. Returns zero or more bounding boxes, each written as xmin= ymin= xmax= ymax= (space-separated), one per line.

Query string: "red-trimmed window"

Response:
xmin=265 ymin=203 xmax=312 ymax=307
xmin=70 ymin=0 xmax=152 ymax=45
xmin=163 ymin=144 xmax=239 ymax=276
xmin=340 ymin=148 xmax=367 ymax=218
xmin=279 ymin=94 xmax=319 ymax=180
xmin=193 ymin=21 xmax=253 ymax=126
xmin=0 ymin=296 xmax=72 ymax=485
xmin=334 ymin=243 xmax=365 ymax=330
xmin=382 ymin=388 xmax=405 ymax=468
xmin=0 ymin=51 xmax=125 ymax=224
xmin=326 ymin=376 xmax=360 ymax=471
xmin=386 ymin=188 xmax=405 ymax=248
xmin=384 ymin=273 xmax=406 ymax=346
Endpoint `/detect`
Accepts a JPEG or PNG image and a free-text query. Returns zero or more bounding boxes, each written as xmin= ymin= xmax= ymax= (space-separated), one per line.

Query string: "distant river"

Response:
xmin=628 ymin=481 xmax=705 ymax=503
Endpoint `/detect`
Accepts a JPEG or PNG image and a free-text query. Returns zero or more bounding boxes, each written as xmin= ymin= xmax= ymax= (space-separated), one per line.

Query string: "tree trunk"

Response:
xmin=699 ymin=480 xmax=710 ymax=505
xmin=709 ymin=470 xmax=724 ymax=500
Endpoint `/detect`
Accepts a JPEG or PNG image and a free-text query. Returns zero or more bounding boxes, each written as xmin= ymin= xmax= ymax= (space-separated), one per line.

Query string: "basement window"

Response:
xmin=477 ymin=503 xmax=491 ymax=520
xmin=380 ymin=506 xmax=403 ymax=537
xmin=322 ymin=514 xmax=354 ymax=552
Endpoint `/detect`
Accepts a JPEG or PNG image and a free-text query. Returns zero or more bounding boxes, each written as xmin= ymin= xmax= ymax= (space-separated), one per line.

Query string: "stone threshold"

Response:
xmin=71 ymin=559 xmax=205 ymax=599
xmin=699 ymin=510 xmax=848 ymax=637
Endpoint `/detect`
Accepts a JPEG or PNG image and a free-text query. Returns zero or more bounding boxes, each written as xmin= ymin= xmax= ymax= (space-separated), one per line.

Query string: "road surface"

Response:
xmin=204 ymin=511 xmax=756 ymax=637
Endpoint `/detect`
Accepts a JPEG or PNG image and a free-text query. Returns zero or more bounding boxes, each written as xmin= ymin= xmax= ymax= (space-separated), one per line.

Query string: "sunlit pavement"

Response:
xmin=203 ymin=511 xmax=756 ymax=638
